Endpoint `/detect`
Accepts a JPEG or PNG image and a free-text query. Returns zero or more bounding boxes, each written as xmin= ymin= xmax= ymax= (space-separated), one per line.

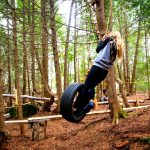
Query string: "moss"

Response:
xmin=112 ymin=109 xmax=127 ymax=124
xmin=119 ymin=109 xmax=127 ymax=118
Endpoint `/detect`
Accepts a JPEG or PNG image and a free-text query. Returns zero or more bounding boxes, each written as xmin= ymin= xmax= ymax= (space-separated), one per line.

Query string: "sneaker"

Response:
xmin=83 ymin=100 xmax=95 ymax=113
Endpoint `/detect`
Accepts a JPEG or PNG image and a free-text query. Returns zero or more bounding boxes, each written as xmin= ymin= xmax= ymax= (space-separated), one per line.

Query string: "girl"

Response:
xmin=74 ymin=31 xmax=124 ymax=114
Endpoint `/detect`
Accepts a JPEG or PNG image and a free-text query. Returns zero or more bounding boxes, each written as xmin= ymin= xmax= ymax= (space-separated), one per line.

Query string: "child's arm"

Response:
xmin=96 ymin=37 xmax=114 ymax=53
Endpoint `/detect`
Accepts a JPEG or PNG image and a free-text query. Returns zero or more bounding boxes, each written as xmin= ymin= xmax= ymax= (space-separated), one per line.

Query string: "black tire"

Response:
xmin=60 ymin=83 xmax=86 ymax=123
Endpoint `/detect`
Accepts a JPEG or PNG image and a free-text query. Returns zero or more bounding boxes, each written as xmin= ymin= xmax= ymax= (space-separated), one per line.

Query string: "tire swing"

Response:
xmin=60 ymin=83 xmax=86 ymax=123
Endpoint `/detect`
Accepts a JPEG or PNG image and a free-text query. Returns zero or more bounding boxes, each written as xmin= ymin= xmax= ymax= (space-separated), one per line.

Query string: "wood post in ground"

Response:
xmin=14 ymin=89 xmax=18 ymax=106
xmin=94 ymin=98 xmax=98 ymax=110
xmin=31 ymin=121 xmax=47 ymax=141
xmin=134 ymin=99 xmax=139 ymax=107
xmin=148 ymin=118 xmax=150 ymax=131
xmin=0 ymin=131 xmax=7 ymax=149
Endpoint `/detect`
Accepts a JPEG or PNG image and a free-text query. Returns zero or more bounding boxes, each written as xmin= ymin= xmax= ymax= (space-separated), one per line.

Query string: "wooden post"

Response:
xmin=14 ymin=89 xmax=18 ymax=106
xmin=134 ymin=97 xmax=139 ymax=107
xmin=94 ymin=98 xmax=98 ymax=110
xmin=148 ymin=118 xmax=150 ymax=131
xmin=31 ymin=121 xmax=47 ymax=141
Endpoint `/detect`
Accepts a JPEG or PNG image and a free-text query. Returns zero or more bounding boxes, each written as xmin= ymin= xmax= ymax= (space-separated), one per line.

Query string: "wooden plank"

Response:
xmin=3 ymin=94 xmax=15 ymax=97
xmin=5 ymin=105 xmax=150 ymax=124
xmin=88 ymin=110 xmax=111 ymax=114
xmin=28 ymin=115 xmax=62 ymax=122
xmin=123 ymin=105 xmax=150 ymax=111
xmin=128 ymin=100 xmax=144 ymax=103
xmin=2 ymin=94 xmax=50 ymax=101
xmin=97 ymin=100 xmax=144 ymax=105
xmin=87 ymin=105 xmax=150 ymax=115
xmin=5 ymin=120 xmax=28 ymax=124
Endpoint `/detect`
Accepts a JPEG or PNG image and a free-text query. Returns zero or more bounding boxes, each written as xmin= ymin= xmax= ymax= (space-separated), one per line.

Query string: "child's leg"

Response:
xmin=74 ymin=65 xmax=108 ymax=110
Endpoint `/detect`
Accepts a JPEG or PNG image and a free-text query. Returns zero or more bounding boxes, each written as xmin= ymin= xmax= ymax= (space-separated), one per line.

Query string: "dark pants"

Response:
xmin=75 ymin=65 xmax=108 ymax=109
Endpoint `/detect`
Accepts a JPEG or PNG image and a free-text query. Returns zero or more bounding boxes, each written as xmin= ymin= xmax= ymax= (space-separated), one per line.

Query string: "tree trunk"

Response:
xmin=116 ymin=78 xmax=130 ymax=107
xmin=107 ymin=68 xmax=126 ymax=123
xmin=107 ymin=0 xmax=113 ymax=31
xmin=64 ymin=0 xmax=74 ymax=89
xmin=77 ymin=55 xmax=80 ymax=82
xmin=74 ymin=1 xmax=77 ymax=82
xmin=30 ymin=0 xmax=36 ymax=95
xmin=144 ymin=29 xmax=150 ymax=99
xmin=11 ymin=0 xmax=25 ymax=134
xmin=41 ymin=0 xmax=49 ymax=97
xmin=123 ymin=10 xmax=130 ymax=93
xmin=130 ymin=18 xmax=141 ymax=94
xmin=31 ymin=121 xmax=47 ymax=141
xmin=95 ymin=0 xmax=106 ymax=36
xmin=116 ymin=6 xmax=129 ymax=107
xmin=86 ymin=7 xmax=92 ymax=69
xmin=6 ymin=8 xmax=12 ymax=106
xmin=0 ymin=39 xmax=7 ymax=148
xmin=26 ymin=0 xmax=31 ymax=96
xmin=22 ymin=0 xmax=27 ymax=103
xmin=49 ymin=0 xmax=62 ymax=112
xmin=35 ymin=47 xmax=54 ymax=111
xmin=95 ymin=0 xmax=126 ymax=123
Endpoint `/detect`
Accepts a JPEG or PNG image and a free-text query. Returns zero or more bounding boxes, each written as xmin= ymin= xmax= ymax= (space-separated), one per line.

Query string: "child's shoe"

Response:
xmin=83 ymin=100 xmax=95 ymax=113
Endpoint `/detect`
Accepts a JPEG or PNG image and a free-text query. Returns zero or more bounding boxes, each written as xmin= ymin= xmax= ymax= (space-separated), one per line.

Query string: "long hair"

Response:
xmin=103 ymin=31 xmax=124 ymax=60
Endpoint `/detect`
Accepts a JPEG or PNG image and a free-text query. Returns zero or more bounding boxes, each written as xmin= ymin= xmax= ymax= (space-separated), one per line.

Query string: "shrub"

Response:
xmin=5 ymin=104 xmax=38 ymax=119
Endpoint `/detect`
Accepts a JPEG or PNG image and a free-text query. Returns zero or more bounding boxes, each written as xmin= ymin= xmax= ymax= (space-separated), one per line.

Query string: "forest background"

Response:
xmin=0 ymin=0 xmax=149 ymax=114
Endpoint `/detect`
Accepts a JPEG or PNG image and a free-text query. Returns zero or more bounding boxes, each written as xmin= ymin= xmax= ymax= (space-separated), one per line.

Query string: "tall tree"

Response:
xmin=130 ymin=17 xmax=141 ymax=94
xmin=94 ymin=0 xmax=126 ymax=123
xmin=74 ymin=0 xmax=77 ymax=82
xmin=95 ymin=0 xmax=106 ymax=36
xmin=30 ymin=0 xmax=36 ymax=95
xmin=108 ymin=0 xmax=126 ymax=122
xmin=0 ymin=38 xmax=7 ymax=149
xmin=35 ymin=48 xmax=54 ymax=109
xmin=123 ymin=10 xmax=130 ymax=93
xmin=64 ymin=0 xmax=74 ymax=89
xmin=49 ymin=0 xmax=62 ymax=112
xmin=115 ymin=2 xmax=130 ymax=107
xmin=6 ymin=7 xmax=12 ymax=106
xmin=41 ymin=0 xmax=49 ymax=97
xmin=26 ymin=0 xmax=31 ymax=96
xmin=22 ymin=0 xmax=28 ymax=102
xmin=11 ymin=0 xmax=25 ymax=134
xmin=145 ymin=29 xmax=150 ymax=99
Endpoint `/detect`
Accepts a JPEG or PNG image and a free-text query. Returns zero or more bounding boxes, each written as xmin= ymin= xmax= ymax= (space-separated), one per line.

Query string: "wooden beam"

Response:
xmin=28 ymin=115 xmax=62 ymax=122
xmin=2 ymin=94 xmax=51 ymax=101
xmin=97 ymin=100 xmax=144 ymax=105
xmin=123 ymin=105 xmax=150 ymax=111
xmin=5 ymin=105 xmax=150 ymax=124
xmin=5 ymin=119 xmax=28 ymax=124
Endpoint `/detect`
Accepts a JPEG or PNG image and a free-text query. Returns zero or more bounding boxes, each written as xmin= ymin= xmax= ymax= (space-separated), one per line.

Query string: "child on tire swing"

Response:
xmin=74 ymin=31 xmax=124 ymax=114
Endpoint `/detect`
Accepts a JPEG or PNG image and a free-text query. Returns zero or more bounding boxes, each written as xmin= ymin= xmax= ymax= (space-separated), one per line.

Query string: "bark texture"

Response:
xmin=49 ymin=0 xmax=62 ymax=112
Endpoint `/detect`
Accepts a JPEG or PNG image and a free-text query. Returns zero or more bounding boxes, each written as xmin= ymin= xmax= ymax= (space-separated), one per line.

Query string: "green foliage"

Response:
xmin=22 ymin=104 xmax=38 ymax=117
xmin=5 ymin=106 xmax=17 ymax=119
xmin=5 ymin=104 xmax=38 ymax=119
xmin=0 ymin=0 xmax=149 ymax=94
xmin=140 ymin=137 xmax=150 ymax=144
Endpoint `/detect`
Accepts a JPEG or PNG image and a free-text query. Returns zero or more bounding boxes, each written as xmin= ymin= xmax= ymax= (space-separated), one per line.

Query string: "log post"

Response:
xmin=134 ymin=98 xmax=139 ymax=107
xmin=15 ymin=89 xmax=18 ymax=106
xmin=31 ymin=121 xmax=47 ymax=141
xmin=94 ymin=98 xmax=99 ymax=110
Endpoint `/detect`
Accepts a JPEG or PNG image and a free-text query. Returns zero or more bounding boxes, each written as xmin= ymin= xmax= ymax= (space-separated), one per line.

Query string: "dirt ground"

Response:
xmin=3 ymin=93 xmax=150 ymax=150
